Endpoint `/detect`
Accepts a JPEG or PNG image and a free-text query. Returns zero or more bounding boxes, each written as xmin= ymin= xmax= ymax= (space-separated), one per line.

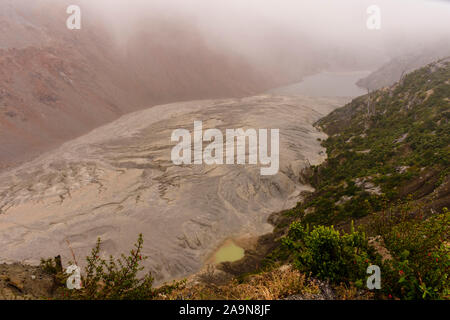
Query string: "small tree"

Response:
xmin=283 ymin=222 xmax=375 ymax=285
xmin=64 ymin=234 xmax=155 ymax=300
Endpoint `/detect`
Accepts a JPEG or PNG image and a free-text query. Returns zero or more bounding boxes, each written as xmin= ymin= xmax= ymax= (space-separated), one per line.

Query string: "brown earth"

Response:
xmin=0 ymin=263 xmax=55 ymax=300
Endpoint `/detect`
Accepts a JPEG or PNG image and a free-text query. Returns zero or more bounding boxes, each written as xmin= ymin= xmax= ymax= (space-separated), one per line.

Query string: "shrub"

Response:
xmin=40 ymin=255 xmax=62 ymax=275
xmin=381 ymin=210 xmax=450 ymax=299
xmin=283 ymin=222 xmax=375 ymax=284
xmin=63 ymin=234 xmax=156 ymax=300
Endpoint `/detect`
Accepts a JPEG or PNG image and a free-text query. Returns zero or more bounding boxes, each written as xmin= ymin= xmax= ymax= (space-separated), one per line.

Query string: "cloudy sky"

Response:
xmin=80 ymin=0 xmax=448 ymax=67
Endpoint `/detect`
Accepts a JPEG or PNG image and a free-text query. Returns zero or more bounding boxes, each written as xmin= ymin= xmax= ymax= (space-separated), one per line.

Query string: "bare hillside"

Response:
xmin=0 ymin=0 xmax=287 ymax=169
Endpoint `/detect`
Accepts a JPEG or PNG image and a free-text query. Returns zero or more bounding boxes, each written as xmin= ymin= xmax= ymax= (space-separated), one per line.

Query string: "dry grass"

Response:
xmin=162 ymin=265 xmax=321 ymax=300
xmin=333 ymin=283 xmax=375 ymax=300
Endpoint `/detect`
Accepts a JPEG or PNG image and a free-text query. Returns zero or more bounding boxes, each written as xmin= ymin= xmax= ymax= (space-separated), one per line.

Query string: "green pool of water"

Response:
xmin=214 ymin=241 xmax=245 ymax=264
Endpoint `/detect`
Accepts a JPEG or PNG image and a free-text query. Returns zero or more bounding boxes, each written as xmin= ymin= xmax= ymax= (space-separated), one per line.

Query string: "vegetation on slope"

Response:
xmin=264 ymin=58 xmax=450 ymax=299
xmin=38 ymin=235 xmax=367 ymax=300
xmin=304 ymin=58 xmax=449 ymax=225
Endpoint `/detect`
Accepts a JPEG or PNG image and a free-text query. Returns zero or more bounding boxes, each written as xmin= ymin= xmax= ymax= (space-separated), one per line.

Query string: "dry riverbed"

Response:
xmin=0 ymin=95 xmax=348 ymax=284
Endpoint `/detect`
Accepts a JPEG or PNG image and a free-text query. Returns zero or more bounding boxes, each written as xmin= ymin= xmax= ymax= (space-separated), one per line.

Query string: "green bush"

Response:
xmin=283 ymin=222 xmax=375 ymax=284
xmin=40 ymin=255 xmax=62 ymax=275
xmin=63 ymin=234 xmax=156 ymax=300
xmin=381 ymin=210 xmax=450 ymax=299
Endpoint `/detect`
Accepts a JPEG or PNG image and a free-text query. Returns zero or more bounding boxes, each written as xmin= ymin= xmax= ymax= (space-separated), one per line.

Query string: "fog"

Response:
xmin=81 ymin=0 xmax=450 ymax=71
xmin=6 ymin=0 xmax=449 ymax=74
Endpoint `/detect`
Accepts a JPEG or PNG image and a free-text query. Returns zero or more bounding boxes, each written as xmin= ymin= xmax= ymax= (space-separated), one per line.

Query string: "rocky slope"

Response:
xmin=356 ymin=43 xmax=450 ymax=91
xmin=234 ymin=58 xmax=450 ymax=301
xmin=253 ymin=59 xmax=450 ymax=241
xmin=309 ymin=58 xmax=450 ymax=226
xmin=0 ymin=263 xmax=54 ymax=300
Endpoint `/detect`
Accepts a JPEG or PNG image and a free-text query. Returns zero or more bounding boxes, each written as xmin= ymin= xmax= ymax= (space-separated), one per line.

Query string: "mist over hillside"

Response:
xmin=1 ymin=0 xmax=449 ymax=169
xmin=357 ymin=41 xmax=450 ymax=90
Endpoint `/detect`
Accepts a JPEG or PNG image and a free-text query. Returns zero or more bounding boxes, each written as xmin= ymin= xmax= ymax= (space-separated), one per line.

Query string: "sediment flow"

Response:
xmin=0 ymin=95 xmax=346 ymax=283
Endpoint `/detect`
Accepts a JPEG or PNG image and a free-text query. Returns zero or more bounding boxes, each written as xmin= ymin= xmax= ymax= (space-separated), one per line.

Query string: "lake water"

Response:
xmin=270 ymin=70 xmax=371 ymax=97
xmin=213 ymin=240 xmax=245 ymax=264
